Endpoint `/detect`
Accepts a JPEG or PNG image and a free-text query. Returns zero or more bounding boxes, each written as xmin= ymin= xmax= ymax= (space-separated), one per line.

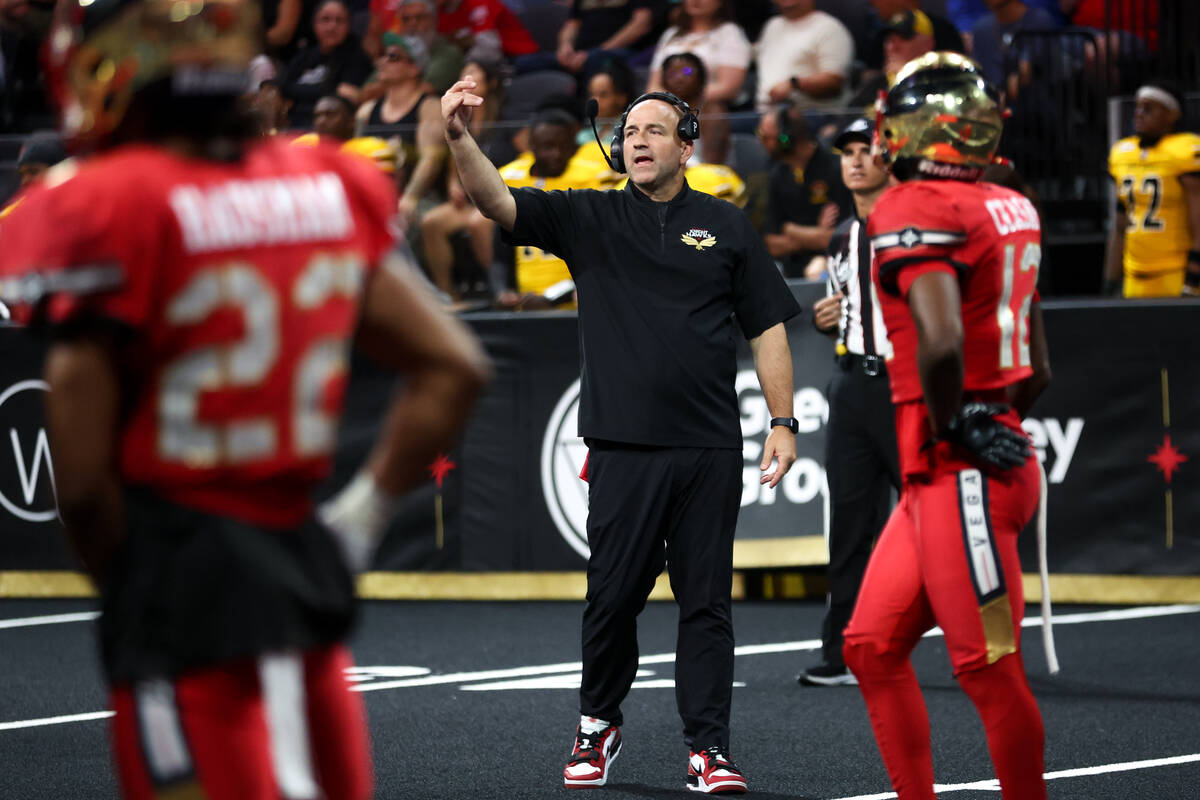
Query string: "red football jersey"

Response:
xmin=0 ymin=138 xmax=397 ymax=527
xmin=869 ymin=179 xmax=1041 ymax=476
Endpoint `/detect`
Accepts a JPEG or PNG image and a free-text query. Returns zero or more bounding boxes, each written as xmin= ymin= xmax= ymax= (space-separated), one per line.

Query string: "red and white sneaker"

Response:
xmin=563 ymin=720 xmax=622 ymax=788
xmin=687 ymin=746 xmax=747 ymax=794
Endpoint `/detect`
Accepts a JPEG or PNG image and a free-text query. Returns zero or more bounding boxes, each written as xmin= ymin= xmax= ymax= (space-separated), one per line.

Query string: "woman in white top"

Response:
xmin=645 ymin=0 xmax=750 ymax=107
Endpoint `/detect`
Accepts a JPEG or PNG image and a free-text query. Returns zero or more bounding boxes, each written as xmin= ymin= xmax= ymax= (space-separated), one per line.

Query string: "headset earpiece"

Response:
xmin=776 ymin=104 xmax=795 ymax=153
xmin=607 ymin=91 xmax=699 ymax=174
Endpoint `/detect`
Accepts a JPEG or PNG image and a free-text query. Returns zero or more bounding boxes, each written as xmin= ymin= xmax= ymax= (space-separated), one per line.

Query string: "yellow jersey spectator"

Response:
xmin=1105 ymin=81 xmax=1200 ymax=297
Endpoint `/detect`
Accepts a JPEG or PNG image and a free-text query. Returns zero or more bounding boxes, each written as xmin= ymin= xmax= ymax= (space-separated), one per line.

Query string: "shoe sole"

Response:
xmin=563 ymin=738 xmax=621 ymax=788
xmin=797 ymin=673 xmax=858 ymax=687
xmin=686 ymin=775 xmax=748 ymax=794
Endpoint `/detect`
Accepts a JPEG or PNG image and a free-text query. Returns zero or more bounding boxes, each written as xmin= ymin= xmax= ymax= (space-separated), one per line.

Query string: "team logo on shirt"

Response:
xmin=898 ymin=227 xmax=922 ymax=248
xmin=809 ymin=180 xmax=830 ymax=206
xmin=681 ymin=229 xmax=716 ymax=251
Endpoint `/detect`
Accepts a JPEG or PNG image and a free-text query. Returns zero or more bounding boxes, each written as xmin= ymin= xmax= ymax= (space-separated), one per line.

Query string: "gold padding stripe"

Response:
xmin=980 ymin=593 xmax=1016 ymax=664
xmin=4 ymin=571 xmax=1200 ymax=603
xmin=733 ymin=536 xmax=828 ymax=568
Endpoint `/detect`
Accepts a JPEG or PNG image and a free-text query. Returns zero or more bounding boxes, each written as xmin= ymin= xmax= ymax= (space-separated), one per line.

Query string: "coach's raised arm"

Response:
xmin=441 ymin=78 xmax=517 ymax=231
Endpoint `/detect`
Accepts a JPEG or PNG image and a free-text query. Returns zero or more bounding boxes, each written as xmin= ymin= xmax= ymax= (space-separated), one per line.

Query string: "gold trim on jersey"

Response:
xmin=980 ymin=593 xmax=1017 ymax=664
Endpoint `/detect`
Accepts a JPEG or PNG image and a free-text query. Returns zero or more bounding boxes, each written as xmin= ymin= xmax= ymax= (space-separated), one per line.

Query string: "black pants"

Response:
xmin=579 ymin=441 xmax=743 ymax=750
xmin=821 ymin=357 xmax=901 ymax=666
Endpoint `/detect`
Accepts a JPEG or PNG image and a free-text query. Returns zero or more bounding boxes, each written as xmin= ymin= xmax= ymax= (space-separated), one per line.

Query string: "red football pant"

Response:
xmin=843 ymin=461 xmax=1046 ymax=800
xmin=111 ymin=645 xmax=372 ymax=800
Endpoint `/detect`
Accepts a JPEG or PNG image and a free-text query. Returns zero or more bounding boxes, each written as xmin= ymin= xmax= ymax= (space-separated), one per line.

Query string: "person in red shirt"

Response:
xmin=841 ymin=52 xmax=1050 ymax=800
xmin=0 ymin=1 xmax=490 ymax=797
xmin=436 ymin=0 xmax=538 ymax=59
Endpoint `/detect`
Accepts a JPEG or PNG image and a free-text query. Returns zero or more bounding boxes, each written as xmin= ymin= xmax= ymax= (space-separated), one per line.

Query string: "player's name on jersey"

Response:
xmin=169 ymin=173 xmax=353 ymax=254
xmin=984 ymin=195 xmax=1040 ymax=237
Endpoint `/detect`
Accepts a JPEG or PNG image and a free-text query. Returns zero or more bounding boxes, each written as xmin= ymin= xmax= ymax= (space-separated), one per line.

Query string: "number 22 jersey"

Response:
xmin=869 ymin=179 xmax=1040 ymax=478
xmin=0 ymin=138 xmax=397 ymax=528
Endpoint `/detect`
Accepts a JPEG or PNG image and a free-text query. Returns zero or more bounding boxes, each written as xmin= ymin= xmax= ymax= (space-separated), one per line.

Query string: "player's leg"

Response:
xmin=913 ymin=464 xmax=1046 ymax=800
xmin=664 ymin=446 xmax=745 ymax=793
xmin=303 ymin=645 xmax=373 ymax=800
xmin=419 ymin=201 xmax=467 ymax=296
xmin=842 ymin=494 xmax=938 ymax=800
xmin=110 ymin=661 xmax=276 ymax=800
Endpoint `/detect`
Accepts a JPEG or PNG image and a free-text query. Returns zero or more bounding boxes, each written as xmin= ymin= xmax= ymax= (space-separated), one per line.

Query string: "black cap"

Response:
xmin=833 ymin=117 xmax=874 ymax=151
xmin=17 ymin=133 xmax=67 ymax=169
xmin=881 ymin=9 xmax=934 ymax=40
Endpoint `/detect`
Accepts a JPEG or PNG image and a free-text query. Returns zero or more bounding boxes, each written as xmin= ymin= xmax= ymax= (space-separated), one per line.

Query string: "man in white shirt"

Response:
xmin=754 ymin=0 xmax=854 ymax=111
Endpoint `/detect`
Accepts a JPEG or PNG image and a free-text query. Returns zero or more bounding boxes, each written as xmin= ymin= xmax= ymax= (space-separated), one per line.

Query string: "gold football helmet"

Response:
xmin=47 ymin=0 xmax=260 ymax=147
xmin=877 ymin=51 xmax=1004 ymax=181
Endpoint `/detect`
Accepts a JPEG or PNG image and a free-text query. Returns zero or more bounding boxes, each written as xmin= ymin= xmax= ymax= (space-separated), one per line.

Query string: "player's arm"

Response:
xmin=1103 ymin=201 xmax=1127 ymax=296
xmin=749 ymin=322 xmax=796 ymax=488
xmin=1008 ymin=297 xmax=1051 ymax=418
xmin=907 ymin=270 xmax=964 ymax=435
xmin=319 ymin=255 xmax=492 ymax=570
xmin=442 ymin=79 xmax=516 ymax=230
xmin=42 ymin=333 xmax=126 ymax=585
xmin=1180 ymin=173 xmax=1200 ymax=295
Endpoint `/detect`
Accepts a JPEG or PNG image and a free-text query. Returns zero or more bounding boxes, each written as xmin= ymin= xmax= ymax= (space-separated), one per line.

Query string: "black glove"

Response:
xmin=942 ymin=402 xmax=1031 ymax=470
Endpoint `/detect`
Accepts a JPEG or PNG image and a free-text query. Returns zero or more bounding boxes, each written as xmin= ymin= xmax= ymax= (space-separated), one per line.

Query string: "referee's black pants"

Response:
xmin=579 ymin=441 xmax=743 ymax=750
xmin=821 ymin=357 xmax=901 ymax=667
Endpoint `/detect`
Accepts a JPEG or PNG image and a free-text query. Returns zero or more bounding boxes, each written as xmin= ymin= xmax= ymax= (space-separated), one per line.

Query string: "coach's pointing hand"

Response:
xmin=442 ymin=79 xmax=484 ymax=141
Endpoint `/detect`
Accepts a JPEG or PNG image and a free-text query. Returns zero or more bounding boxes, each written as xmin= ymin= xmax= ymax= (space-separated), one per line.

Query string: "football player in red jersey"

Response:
xmin=841 ymin=53 xmax=1050 ymax=800
xmin=0 ymin=1 xmax=490 ymax=798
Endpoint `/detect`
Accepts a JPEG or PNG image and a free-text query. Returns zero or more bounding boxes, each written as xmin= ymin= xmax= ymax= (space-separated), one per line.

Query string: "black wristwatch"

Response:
xmin=770 ymin=417 xmax=799 ymax=434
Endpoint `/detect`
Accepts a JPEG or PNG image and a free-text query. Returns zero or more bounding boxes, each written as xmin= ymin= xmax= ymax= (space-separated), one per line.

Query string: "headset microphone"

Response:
xmin=586 ymin=97 xmax=619 ymax=172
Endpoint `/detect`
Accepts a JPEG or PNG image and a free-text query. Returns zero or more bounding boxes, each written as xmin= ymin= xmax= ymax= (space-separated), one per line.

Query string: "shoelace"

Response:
xmin=697 ymin=746 xmax=740 ymax=773
xmin=569 ymin=730 xmax=606 ymax=765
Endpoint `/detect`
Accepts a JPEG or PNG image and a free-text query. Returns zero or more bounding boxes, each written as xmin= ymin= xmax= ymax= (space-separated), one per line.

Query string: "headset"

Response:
xmin=587 ymin=91 xmax=700 ymax=174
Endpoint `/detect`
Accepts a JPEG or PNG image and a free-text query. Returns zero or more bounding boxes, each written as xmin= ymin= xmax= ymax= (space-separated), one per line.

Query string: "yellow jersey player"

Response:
xmin=498 ymin=110 xmax=615 ymax=308
xmin=1105 ymin=80 xmax=1200 ymax=298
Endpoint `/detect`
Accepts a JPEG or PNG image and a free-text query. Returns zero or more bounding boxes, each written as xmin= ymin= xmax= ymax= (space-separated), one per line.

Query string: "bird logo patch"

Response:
xmin=681 ymin=228 xmax=717 ymax=251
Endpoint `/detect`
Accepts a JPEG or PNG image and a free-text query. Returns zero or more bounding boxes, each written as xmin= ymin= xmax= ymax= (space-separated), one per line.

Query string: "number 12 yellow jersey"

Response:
xmin=1108 ymin=131 xmax=1200 ymax=277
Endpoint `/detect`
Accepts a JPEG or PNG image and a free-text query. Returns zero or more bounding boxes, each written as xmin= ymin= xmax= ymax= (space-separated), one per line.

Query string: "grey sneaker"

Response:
xmin=797 ymin=662 xmax=858 ymax=686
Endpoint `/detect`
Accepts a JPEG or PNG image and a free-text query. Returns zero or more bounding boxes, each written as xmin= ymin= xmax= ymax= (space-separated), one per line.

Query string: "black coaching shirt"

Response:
xmin=505 ymin=180 xmax=801 ymax=449
xmin=765 ymin=147 xmax=854 ymax=278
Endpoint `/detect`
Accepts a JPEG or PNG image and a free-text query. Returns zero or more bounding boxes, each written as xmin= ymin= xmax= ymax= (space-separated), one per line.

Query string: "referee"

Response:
xmin=798 ymin=118 xmax=901 ymax=687
xmin=443 ymin=80 xmax=801 ymax=794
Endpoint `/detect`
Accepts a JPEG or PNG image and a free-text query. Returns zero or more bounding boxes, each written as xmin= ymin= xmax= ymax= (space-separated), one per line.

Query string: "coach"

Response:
xmin=443 ymin=81 xmax=801 ymax=793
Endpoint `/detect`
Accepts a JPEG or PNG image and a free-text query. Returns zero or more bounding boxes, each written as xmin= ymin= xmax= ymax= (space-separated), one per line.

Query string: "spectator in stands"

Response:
xmin=849 ymin=9 xmax=936 ymax=109
xmin=969 ymin=0 xmax=1060 ymax=88
xmin=357 ymin=34 xmax=447 ymax=226
xmin=491 ymin=108 xmax=615 ymax=310
xmin=866 ymin=0 xmax=963 ymax=62
xmin=1105 ymin=80 xmax=1200 ymax=298
xmin=420 ymin=56 xmax=514 ymax=298
xmin=520 ymin=0 xmax=658 ymax=80
xmin=436 ymin=0 xmax=539 ymax=62
xmin=646 ymin=0 xmax=750 ymax=109
xmin=261 ymin=0 xmax=319 ymax=63
xmin=280 ymin=0 xmax=374 ymax=127
xmin=0 ymin=130 xmax=66 ymax=221
xmin=579 ymin=57 xmax=635 ymax=147
xmin=948 ymin=0 xmax=1063 ymax=34
xmin=758 ymin=102 xmax=853 ymax=278
xmin=659 ymin=52 xmax=730 ymax=166
xmin=754 ymin=0 xmax=854 ymax=112
xmin=365 ymin=0 xmax=463 ymax=92
xmin=252 ymin=79 xmax=294 ymax=135
xmin=0 ymin=0 xmax=54 ymax=132
xmin=312 ymin=93 xmax=358 ymax=140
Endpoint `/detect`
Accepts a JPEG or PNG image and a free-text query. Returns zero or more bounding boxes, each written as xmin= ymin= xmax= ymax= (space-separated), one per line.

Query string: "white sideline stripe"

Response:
xmin=4 ymin=604 xmax=1200 ymax=728
xmin=0 ymin=611 xmax=99 ymax=630
xmin=0 ymin=711 xmax=114 ymax=731
xmin=828 ymin=753 xmax=1200 ymax=800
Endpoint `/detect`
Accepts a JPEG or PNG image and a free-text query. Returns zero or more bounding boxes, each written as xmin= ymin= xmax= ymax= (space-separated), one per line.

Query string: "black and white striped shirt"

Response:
xmin=825 ymin=216 xmax=892 ymax=359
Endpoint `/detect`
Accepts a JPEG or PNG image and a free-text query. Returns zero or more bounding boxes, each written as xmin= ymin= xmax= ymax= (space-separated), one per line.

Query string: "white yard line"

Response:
xmin=0 ymin=711 xmax=114 ymax=731
xmin=0 ymin=611 xmax=99 ymax=630
xmin=828 ymin=753 xmax=1200 ymax=800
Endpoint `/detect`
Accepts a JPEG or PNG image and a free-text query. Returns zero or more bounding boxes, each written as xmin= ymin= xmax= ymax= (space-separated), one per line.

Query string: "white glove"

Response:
xmin=317 ymin=470 xmax=397 ymax=572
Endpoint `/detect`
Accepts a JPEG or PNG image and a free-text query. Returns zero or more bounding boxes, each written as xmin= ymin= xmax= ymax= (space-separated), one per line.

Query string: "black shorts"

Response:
xmin=99 ymin=489 xmax=357 ymax=683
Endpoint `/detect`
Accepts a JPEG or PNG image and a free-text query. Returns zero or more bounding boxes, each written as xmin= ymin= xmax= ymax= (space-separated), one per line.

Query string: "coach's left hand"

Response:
xmin=759 ymin=428 xmax=796 ymax=488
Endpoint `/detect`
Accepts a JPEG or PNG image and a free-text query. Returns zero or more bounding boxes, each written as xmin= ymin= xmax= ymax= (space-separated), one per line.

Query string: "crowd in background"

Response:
xmin=0 ymin=0 xmax=1181 ymax=305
